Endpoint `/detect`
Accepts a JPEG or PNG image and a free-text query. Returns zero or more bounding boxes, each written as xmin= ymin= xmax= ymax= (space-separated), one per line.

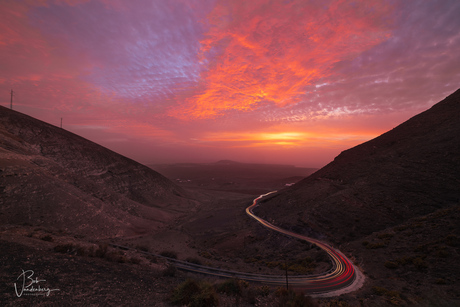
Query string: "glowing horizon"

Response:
xmin=1 ymin=0 xmax=459 ymax=167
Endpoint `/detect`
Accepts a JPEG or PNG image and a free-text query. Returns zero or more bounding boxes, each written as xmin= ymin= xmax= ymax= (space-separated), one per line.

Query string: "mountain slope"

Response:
xmin=0 ymin=106 xmax=198 ymax=238
xmin=257 ymin=88 xmax=460 ymax=242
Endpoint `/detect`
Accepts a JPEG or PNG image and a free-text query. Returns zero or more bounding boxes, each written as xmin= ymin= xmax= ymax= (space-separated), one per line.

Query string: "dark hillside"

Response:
xmin=254 ymin=89 xmax=460 ymax=304
xmin=257 ymin=88 xmax=460 ymax=241
xmin=0 ymin=106 xmax=198 ymax=238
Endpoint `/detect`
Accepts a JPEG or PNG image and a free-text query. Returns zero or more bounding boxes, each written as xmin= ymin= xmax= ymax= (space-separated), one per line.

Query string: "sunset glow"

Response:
xmin=1 ymin=0 xmax=459 ymax=167
xmin=173 ymin=0 xmax=393 ymax=119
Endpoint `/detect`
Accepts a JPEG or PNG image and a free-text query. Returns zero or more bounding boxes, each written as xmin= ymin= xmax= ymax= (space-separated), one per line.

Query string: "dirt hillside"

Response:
xmin=0 ymin=106 xmax=198 ymax=238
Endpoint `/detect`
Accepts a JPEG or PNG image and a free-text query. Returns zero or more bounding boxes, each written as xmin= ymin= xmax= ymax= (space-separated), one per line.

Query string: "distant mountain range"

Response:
xmin=0 ymin=106 xmax=198 ymax=238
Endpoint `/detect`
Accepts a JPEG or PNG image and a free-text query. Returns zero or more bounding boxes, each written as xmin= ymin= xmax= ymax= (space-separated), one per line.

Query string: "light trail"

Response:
xmin=110 ymin=192 xmax=359 ymax=294
xmin=245 ymin=191 xmax=357 ymax=292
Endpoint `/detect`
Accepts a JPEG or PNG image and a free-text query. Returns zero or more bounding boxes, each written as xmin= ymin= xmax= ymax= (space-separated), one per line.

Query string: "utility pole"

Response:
xmin=10 ymin=89 xmax=13 ymax=109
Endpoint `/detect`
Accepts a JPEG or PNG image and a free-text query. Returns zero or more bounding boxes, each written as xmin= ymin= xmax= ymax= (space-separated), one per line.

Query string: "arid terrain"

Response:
xmin=1 ymin=89 xmax=460 ymax=306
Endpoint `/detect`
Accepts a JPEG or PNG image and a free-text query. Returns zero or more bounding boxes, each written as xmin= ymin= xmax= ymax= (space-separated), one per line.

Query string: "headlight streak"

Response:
xmin=243 ymin=192 xmax=357 ymax=292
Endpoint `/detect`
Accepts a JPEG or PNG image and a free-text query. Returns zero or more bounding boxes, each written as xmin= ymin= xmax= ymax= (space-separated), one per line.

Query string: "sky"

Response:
xmin=1 ymin=0 xmax=459 ymax=167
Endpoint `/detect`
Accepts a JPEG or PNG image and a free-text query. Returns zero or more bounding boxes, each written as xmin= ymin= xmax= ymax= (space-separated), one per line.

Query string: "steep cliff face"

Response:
xmin=257 ymin=89 xmax=460 ymax=241
xmin=0 ymin=106 xmax=198 ymax=238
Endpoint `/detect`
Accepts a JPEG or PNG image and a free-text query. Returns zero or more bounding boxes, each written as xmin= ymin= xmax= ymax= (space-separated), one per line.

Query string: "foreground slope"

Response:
xmin=0 ymin=106 xmax=198 ymax=238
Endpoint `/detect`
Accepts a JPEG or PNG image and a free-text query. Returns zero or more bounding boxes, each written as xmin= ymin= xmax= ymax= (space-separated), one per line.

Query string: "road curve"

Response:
xmin=245 ymin=191 xmax=358 ymax=293
xmin=110 ymin=192 xmax=360 ymax=294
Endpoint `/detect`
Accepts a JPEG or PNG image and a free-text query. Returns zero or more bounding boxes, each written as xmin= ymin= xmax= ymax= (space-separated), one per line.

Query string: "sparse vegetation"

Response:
xmin=170 ymin=279 xmax=218 ymax=307
xmin=135 ymin=244 xmax=149 ymax=252
xmin=162 ymin=264 xmax=176 ymax=277
xmin=384 ymin=261 xmax=398 ymax=269
xmin=41 ymin=235 xmax=54 ymax=242
xmin=378 ymin=233 xmax=394 ymax=239
xmin=129 ymin=257 xmax=141 ymax=264
xmin=364 ymin=241 xmax=386 ymax=249
xmin=274 ymin=287 xmax=316 ymax=307
xmin=216 ymin=278 xmax=244 ymax=296
xmin=258 ymin=285 xmax=271 ymax=297
xmin=372 ymin=286 xmax=401 ymax=299
xmin=412 ymin=257 xmax=428 ymax=270
xmin=160 ymin=250 xmax=177 ymax=259
xmin=445 ymin=234 xmax=458 ymax=247
xmin=95 ymin=243 xmax=108 ymax=258
xmin=185 ymin=257 xmax=202 ymax=265
xmin=53 ymin=242 xmax=144 ymax=264
xmin=54 ymin=243 xmax=77 ymax=254
xmin=435 ymin=278 xmax=447 ymax=285
xmin=199 ymin=251 xmax=212 ymax=259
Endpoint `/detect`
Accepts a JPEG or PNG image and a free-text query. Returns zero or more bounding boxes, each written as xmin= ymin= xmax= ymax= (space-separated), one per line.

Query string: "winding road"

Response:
xmin=111 ymin=192 xmax=361 ymax=295
xmin=244 ymin=192 xmax=358 ymax=293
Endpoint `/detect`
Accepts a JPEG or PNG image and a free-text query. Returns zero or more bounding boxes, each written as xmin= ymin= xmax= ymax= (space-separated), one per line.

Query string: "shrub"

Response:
xmin=445 ymin=234 xmax=458 ymax=247
xmin=396 ymin=256 xmax=414 ymax=265
xmin=160 ymin=250 xmax=177 ymax=259
xmin=104 ymin=251 xmax=122 ymax=262
xmin=384 ymin=261 xmax=399 ymax=269
xmin=54 ymin=244 xmax=76 ymax=254
xmin=386 ymin=290 xmax=401 ymax=298
xmin=266 ymin=261 xmax=280 ymax=268
xmin=288 ymin=264 xmax=314 ymax=274
xmin=95 ymin=244 xmax=108 ymax=258
xmin=244 ymin=257 xmax=258 ymax=263
xmin=170 ymin=279 xmax=201 ymax=305
xmin=216 ymin=278 xmax=242 ymax=296
xmin=365 ymin=242 xmax=385 ymax=249
xmin=130 ymin=257 xmax=141 ymax=264
xmin=148 ymin=255 xmax=158 ymax=263
xmin=185 ymin=257 xmax=202 ymax=265
xmin=275 ymin=287 xmax=315 ymax=307
xmin=135 ymin=245 xmax=149 ymax=252
xmin=199 ymin=251 xmax=212 ymax=259
xmin=76 ymin=246 xmax=87 ymax=256
xmin=258 ymin=285 xmax=271 ymax=297
xmin=394 ymin=225 xmax=408 ymax=231
xmin=435 ymin=278 xmax=446 ymax=285
xmin=41 ymin=235 xmax=53 ymax=242
xmin=435 ymin=249 xmax=450 ymax=258
xmin=190 ymin=283 xmax=219 ymax=307
xmin=372 ymin=286 xmax=388 ymax=296
xmin=170 ymin=279 xmax=218 ymax=307
xmin=378 ymin=233 xmax=394 ymax=240
xmin=372 ymin=286 xmax=401 ymax=298
xmin=412 ymin=257 xmax=428 ymax=269
xmin=116 ymin=255 xmax=128 ymax=263
xmin=87 ymin=246 xmax=95 ymax=257
xmin=162 ymin=264 xmax=176 ymax=277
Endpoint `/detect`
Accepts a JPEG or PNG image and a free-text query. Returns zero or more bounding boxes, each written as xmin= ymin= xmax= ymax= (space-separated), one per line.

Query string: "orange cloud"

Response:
xmin=171 ymin=0 xmax=393 ymax=119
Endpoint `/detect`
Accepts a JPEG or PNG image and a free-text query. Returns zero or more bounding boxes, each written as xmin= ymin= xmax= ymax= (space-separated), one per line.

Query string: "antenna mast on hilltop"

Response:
xmin=10 ymin=89 xmax=13 ymax=109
